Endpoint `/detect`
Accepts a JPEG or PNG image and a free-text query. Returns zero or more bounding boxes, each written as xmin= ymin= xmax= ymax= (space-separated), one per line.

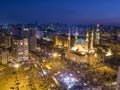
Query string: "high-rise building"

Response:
xmin=21 ymin=28 xmax=30 ymax=38
xmin=35 ymin=27 xmax=43 ymax=39
xmin=0 ymin=32 xmax=12 ymax=49
xmin=0 ymin=48 xmax=9 ymax=65
xmin=11 ymin=26 xmax=37 ymax=51
xmin=11 ymin=27 xmax=21 ymax=37
xmin=12 ymin=38 xmax=29 ymax=61
xmin=55 ymin=34 xmax=68 ymax=48
xmin=117 ymin=67 xmax=120 ymax=90
xmin=4 ymin=34 xmax=12 ymax=49
xmin=0 ymin=33 xmax=5 ymax=48
xmin=29 ymin=29 xmax=37 ymax=51
xmin=11 ymin=27 xmax=30 ymax=38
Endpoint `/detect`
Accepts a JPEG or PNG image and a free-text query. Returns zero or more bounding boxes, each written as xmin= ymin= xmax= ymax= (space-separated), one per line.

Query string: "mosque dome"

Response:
xmin=75 ymin=39 xmax=85 ymax=44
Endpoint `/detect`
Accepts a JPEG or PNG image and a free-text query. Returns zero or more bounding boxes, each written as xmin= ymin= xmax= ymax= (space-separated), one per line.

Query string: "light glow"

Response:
xmin=14 ymin=64 xmax=20 ymax=69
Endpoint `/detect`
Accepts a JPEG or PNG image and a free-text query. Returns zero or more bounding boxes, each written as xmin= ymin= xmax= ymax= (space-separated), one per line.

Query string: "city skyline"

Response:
xmin=1 ymin=1 xmax=120 ymax=90
xmin=0 ymin=0 xmax=120 ymax=24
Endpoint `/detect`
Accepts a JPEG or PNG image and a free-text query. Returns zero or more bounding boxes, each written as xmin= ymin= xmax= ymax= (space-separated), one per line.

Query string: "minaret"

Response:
xmin=117 ymin=67 xmax=120 ymax=90
xmin=86 ymin=31 xmax=89 ymax=50
xmin=75 ymin=27 xmax=78 ymax=40
xmin=68 ymin=27 xmax=71 ymax=50
xmin=90 ymin=29 xmax=94 ymax=49
xmin=95 ymin=24 xmax=100 ymax=45
xmin=55 ymin=34 xmax=59 ymax=46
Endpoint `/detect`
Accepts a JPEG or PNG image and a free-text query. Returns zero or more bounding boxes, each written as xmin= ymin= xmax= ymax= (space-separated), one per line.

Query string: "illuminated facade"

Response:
xmin=65 ymin=27 xmax=98 ymax=64
xmin=55 ymin=34 xmax=69 ymax=48
xmin=71 ymin=29 xmax=94 ymax=54
xmin=12 ymin=38 xmax=29 ymax=61
xmin=4 ymin=35 xmax=12 ymax=49
xmin=117 ymin=67 xmax=120 ymax=90
xmin=55 ymin=27 xmax=95 ymax=54
xmin=11 ymin=27 xmax=37 ymax=51
xmin=90 ymin=30 xmax=94 ymax=50
xmin=0 ymin=32 xmax=12 ymax=49
xmin=75 ymin=27 xmax=78 ymax=40
xmin=0 ymin=48 xmax=9 ymax=65
xmin=95 ymin=24 xmax=100 ymax=45
xmin=71 ymin=39 xmax=88 ymax=53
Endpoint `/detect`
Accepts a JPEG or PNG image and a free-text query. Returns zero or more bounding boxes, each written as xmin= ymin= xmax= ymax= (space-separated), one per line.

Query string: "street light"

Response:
xmin=52 ymin=53 xmax=58 ymax=58
xmin=94 ymin=53 xmax=98 ymax=64
xmin=14 ymin=63 xmax=20 ymax=90
xmin=14 ymin=64 xmax=20 ymax=70
xmin=14 ymin=64 xmax=20 ymax=76
xmin=94 ymin=53 xmax=97 ymax=58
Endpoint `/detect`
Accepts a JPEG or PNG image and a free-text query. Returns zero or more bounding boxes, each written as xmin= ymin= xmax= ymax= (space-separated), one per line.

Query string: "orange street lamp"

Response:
xmin=14 ymin=63 xmax=20 ymax=90
xmin=52 ymin=53 xmax=58 ymax=58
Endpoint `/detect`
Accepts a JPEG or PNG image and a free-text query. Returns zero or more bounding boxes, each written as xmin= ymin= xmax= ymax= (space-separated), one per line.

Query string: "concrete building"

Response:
xmin=21 ymin=27 xmax=30 ymax=38
xmin=35 ymin=27 xmax=43 ymax=39
xmin=42 ymin=29 xmax=56 ymax=41
xmin=117 ymin=67 xmax=120 ymax=90
xmin=55 ymin=34 xmax=69 ymax=48
xmin=0 ymin=33 xmax=5 ymax=48
xmin=11 ymin=26 xmax=30 ymax=38
xmin=4 ymin=35 xmax=12 ymax=49
xmin=11 ymin=26 xmax=37 ymax=51
xmin=12 ymin=38 xmax=29 ymax=62
xmin=65 ymin=51 xmax=88 ymax=63
xmin=0 ymin=48 xmax=9 ymax=65
xmin=29 ymin=29 xmax=37 ymax=51
xmin=0 ymin=32 xmax=12 ymax=49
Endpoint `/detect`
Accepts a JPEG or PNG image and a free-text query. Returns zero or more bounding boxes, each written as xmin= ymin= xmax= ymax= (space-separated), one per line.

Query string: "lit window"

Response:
xmin=24 ymin=43 xmax=28 ymax=45
xmin=21 ymin=42 xmax=23 ymax=45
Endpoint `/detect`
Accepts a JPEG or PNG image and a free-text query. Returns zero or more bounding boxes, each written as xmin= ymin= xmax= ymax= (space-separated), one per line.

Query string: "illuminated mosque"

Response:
xmin=71 ymin=27 xmax=94 ymax=54
xmin=55 ymin=25 xmax=102 ymax=64
xmin=55 ymin=26 xmax=97 ymax=54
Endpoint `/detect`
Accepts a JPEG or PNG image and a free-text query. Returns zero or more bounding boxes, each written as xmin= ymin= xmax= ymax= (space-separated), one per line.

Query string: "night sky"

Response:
xmin=0 ymin=0 xmax=120 ymax=24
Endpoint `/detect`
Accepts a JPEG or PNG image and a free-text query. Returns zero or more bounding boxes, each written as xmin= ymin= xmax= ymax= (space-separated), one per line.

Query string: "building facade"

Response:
xmin=117 ymin=67 xmax=120 ymax=90
xmin=71 ymin=29 xmax=94 ymax=54
xmin=0 ymin=48 xmax=9 ymax=65
xmin=12 ymin=38 xmax=29 ymax=61
xmin=29 ymin=28 xmax=37 ymax=51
